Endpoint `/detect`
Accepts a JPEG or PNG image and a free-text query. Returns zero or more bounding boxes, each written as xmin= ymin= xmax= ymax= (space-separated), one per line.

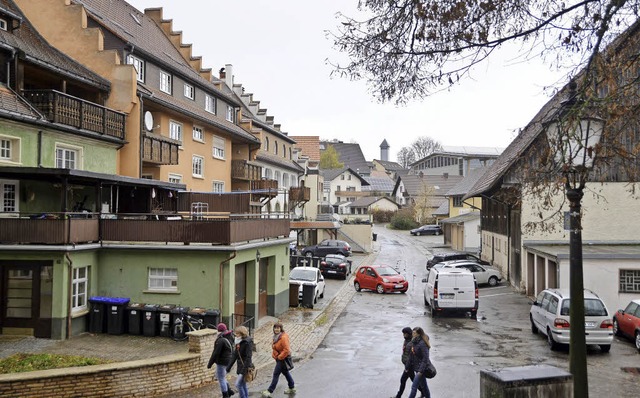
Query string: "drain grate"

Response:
xmin=621 ymin=367 xmax=640 ymax=374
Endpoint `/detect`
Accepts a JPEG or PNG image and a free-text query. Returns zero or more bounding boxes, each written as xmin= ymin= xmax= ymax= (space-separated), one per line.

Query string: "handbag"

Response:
xmin=424 ymin=361 xmax=437 ymax=379
xmin=284 ymin=356 xmax=294 ymax=371
xmin=238 ymin=350 xmax=257 ymax=382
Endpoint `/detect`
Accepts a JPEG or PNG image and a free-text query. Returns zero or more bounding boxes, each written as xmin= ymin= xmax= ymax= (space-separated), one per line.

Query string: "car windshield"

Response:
xmin=325 ymin=258 xmax=342 ymax=265
xmin=289 ymin=269 xmax=316 ymax=282
xmin=560 ymin=298 xmax=608 ymax=316
xmin=376 ymin=266 xmax=398 ymax=276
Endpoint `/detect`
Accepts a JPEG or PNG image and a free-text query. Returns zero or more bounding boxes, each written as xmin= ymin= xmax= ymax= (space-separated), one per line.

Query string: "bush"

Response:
xmin=0 ymin=353 xmax=110 ymax=374
xmin=389 ymin=210 xmax=419 ymax=230
xmin=371 ymin=209 xmax=395 ymax=223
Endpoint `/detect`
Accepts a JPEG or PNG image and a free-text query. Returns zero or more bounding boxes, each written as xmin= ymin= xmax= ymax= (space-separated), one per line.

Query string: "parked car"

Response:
xmin=439 ymin=260 xmax=503 ymax=287
xmin=354 ymin=265 xmax=408 ymax=294
xmin=529 ymin=288 xmax=613 ymax=352
xmin=302 ymin=239 xmax=352 ymax=257
xmin=423 ymin=267 xmax=478 ymax=317
xmin=319 ymin=254 xmax=352 ymax=279
xmin=426 ymin=251 xmax=489 ymax=270
xmin=613 ymin=299 xmax=640 ymax=352
xmin=410 ymin=225 xmax=442 ymax=236
xmin=289 ymin=267 xmax=326 ymax=305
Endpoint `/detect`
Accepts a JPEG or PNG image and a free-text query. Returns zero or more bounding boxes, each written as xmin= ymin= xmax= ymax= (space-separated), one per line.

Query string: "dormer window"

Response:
xmin=0 ymin=19 xmax=7 ymax=31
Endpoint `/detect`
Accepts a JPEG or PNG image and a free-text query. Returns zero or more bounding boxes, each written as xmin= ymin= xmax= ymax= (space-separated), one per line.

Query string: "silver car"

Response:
xmin=529 ymin=288 xmax=613 ymax=352
xmin=439 ymin=260 xmax=502 ymax=287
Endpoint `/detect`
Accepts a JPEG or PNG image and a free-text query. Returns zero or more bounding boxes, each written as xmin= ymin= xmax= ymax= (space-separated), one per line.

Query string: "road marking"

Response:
xmin=482 ymin=292 xmax=515 ymax=298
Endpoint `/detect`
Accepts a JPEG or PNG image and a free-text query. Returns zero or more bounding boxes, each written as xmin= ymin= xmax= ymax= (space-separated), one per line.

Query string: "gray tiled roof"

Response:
xmin=440 ymin=211 xmax=481 ymax=224
xmin=256 ymin=150 xmax=304 ymax=173
xmin=446 ymin=166 xmax=489 ymax=196
xmin=374 ymin=159 xmax=405 ymax=171
xmin=433 ymin=200 xmax=449 ymax=216
xmin=349 ymin=196 xmax=398 ymax=208
xmin=0 ymin=84 xmax=41 ymax=119
xmin=321 ymin=141 xmax=369 ymax=173
xmin=74 ymin=0 xmax=239 ymax=106
xmin=395 ymin=173 xmax=464 ymax=197
xmin=0 ymin=0 xmax=110 ymax=90
xmin=320 ymin=167 xmax=370 ymax=186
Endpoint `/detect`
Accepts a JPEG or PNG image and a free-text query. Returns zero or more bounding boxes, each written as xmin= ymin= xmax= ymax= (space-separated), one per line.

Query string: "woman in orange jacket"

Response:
xmin=261 ymin=322 xmax=296 ymax=397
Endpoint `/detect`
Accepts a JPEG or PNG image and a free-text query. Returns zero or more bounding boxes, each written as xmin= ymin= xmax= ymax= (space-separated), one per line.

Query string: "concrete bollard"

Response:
xmin=480 ymin=365 xmax=573 ymax=398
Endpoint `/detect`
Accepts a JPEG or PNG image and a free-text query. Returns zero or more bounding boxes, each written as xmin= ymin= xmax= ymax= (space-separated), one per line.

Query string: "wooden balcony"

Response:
xmin=142 ymin=133 xmax=180 ymax=165
xmin=177 ymin=192 xmax=251 ymax=214
xmin=22 ymin=90 xmax=125 ymax=140
xmin=232 ymin=160 xmax=262 ymax=181
xmin=289 ymin=187 xmax=311 ymax=202
xmin=101 ymin=215 xmax=290 ymax=245
xmin=0 ymin=212 xmax=289 ymax=246
xmin=0 ymin=214 xmax=99 ymax=245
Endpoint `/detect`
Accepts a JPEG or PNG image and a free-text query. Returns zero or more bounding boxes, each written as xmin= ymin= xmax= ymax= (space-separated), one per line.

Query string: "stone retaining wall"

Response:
xmin=0 ymin=329 xmax=217 ymax=398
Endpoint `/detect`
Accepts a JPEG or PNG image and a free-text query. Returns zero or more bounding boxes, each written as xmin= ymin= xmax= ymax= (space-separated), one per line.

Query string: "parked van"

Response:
xmin=423 ymin=268 xmax=478 ymax=317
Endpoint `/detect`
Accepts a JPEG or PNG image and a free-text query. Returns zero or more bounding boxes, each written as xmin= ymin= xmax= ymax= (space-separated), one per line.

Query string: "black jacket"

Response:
xmin=401 ymin=336 xmax=412 ymax=365
xmin=227 ymin=337 xmax=253 ymax=375
xmin=407 ymin=336 xmax=430 ymax=374
xmin=207 ymin=332 xmax=233 ymax=368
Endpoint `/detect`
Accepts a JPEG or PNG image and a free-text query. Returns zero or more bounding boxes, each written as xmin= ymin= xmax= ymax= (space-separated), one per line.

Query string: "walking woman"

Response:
xmin=207 ymin=323 xmax=235 ymax=398
xmin=261 ymin=322 xmax=296 ymax=397
xmin=226 ymin=326 xmax=253 ymax=398
xmin=406 ymin=327 xmax=432 ymax=398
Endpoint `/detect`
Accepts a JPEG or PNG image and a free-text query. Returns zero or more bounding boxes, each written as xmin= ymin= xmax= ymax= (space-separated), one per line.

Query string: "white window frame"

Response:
xmin=0 ymin=19 xmax=6 ymax=31
xmin=226 ymin=105 xmax=234 ymax=122
xmin=212 ymin=136 xmax=225 ymax=160
xmin=184 ymin=83 xmax=194 ymax=100
xmin=212 ymin=180 xmax=224 ymax=193
xmin=205 ymin=94 xmax=216 ymax=114
xmin=148 ymin=267 xmax=178 ymax=292
xmin=0 ymin=136 xmax=20 ymax=164
xmin=193 ymin=125 xmax=204 ymax=142
xmin=168 ymin=173 xmax=182 ymax=184
xmin=0 ymin=179 xmax=19 ymax=212
xmin=159 ymin=70 xmax=172 ymax=94
xmin=169 ymin=120 xmax=183 ymax=142
xmin=72 ymin=266 xmax=89 ymax=313
xmin=192 ymin=155 xmax=204 ymax=178
xmin=55 ymin=143 xmax=82 ymax=170
xmin=126 ymin=55 xmax=145 ymax=82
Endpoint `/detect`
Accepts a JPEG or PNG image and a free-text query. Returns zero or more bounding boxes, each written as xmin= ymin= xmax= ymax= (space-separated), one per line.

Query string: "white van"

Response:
xmin=423 ymin=268 xmax=478 ymax=317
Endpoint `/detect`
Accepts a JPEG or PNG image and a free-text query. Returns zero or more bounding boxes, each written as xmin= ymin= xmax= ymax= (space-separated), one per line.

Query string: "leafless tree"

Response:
xmin=411 ymin=136 xmax=443 ymax=159
xmin=396 ymin=147 xmax=415 ymax=168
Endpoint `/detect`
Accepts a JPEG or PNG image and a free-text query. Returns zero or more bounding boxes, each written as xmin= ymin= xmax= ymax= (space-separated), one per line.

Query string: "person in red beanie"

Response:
xmin=207 ymin=323 xmax=235 ymax=397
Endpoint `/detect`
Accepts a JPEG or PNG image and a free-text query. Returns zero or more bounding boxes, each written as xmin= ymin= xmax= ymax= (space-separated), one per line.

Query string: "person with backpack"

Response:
xmin=207 ymin=323 xmax=235 ymax=398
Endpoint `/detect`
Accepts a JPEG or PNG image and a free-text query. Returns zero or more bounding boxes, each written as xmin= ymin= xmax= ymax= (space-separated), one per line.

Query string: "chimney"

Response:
xmin=219 ymin=67 xmax=225 ymax=79
xmin=224 ymin=63 xmax=233 ymax=87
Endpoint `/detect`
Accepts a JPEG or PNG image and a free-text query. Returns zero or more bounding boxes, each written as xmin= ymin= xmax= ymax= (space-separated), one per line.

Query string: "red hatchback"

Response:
xmin=354 ymin=265 xmax=408 ymax=294
xmin=613 ymin=299 xmax=640 ymax=352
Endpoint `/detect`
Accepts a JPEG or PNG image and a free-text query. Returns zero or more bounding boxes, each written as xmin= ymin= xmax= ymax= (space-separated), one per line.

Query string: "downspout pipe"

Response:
xmin=220 ymin=252 xmax=237 ymax=325
xmin=65 ymin=252 xmax=73 ymax=339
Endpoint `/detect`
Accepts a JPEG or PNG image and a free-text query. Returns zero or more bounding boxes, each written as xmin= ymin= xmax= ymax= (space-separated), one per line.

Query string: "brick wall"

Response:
xmin=0 ymin=329 xmax=218 ymax=398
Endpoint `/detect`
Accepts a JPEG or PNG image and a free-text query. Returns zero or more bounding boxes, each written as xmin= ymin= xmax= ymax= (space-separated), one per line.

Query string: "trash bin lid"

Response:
xmin=204 ymin=309 xmax=220 ymax=315
xmin=127 ymin=302 xmax=145 ymax=309
xmin=171 ymin=306 xmax=190 ymax=314
xmin=157 ymin=304 xmax=176 ymax=311
xmin=143 ymin=304 xmax=159 ymax=310
xmin=101 ymin=297 xmax=130 ymax=305
xmin=188 ymin=307 xmax=206 ymax=315
xmin=89 ymin=296 xmax=113 ymax=303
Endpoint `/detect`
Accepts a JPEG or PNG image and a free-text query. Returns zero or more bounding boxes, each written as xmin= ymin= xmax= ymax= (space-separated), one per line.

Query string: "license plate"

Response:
xmin=395 ymin=284 xmax=404 ymax=288
xmin=585 ymin=321 xmax=596 ymax=327
xmin=328 ymin=270 xmax=336 ymax=274
xmin=440 ymin=293 xmax=455 ymax=299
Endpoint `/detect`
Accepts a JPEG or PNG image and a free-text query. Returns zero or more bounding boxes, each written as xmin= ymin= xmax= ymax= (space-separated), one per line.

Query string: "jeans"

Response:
xmin=267 ymin=359 xmax=295 ymax=392
xmin=235 ymin=374 xmax=248 ymax=398
xmin=408 ymin=371 xmax=430 ymax=398
xmin=216 ymin=364 xmax=229 ymax=393
xmin=396 ymin=369 xmax=414 ymax=398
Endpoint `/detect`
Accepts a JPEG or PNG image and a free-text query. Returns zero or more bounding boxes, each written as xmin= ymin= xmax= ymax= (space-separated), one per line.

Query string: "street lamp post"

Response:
xmin=545 ymin=81 xmax=604 ymax=398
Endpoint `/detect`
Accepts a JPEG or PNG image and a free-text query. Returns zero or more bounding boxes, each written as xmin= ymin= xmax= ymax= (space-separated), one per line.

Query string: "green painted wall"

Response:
xmin=0 ymin=120 xmax=118 ymax=174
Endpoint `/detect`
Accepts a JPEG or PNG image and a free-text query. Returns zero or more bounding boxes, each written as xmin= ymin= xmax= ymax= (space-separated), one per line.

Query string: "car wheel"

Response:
xmin=600 ymin=344 xmax=611 ymax=353
xmin=547 ymin=328 xmax=559 ymax=351
xmin=430 ymin=305 xmax=438 ymax=318
xmin=320 ymin=288 xmax=324 ymax=299
xmin=530 ymin=315 xmax=538 ymax=334
xmin=424 ymin=295 xmax=429 ymax=306
xmin=376 ymin=284 xmax=385 ymax=294
xmin=314 ymin=293 xmax=317 ymax=304
xmin=613 ymin=318 xmax=621 ymax=336
xmin=435 ymin=230 xmax=442 ymax=236
xmin=488 ymin=276 xmax=499 ymax=287
xmin=416 ymin=231 xmax=421 ymax=236
xmin=354 ymin=281 xmax=361 ymax=292
xmin=305 ymin=251 xmax=313 ymax=258
xmin=635 ymin=331 xmax=640 ymax=352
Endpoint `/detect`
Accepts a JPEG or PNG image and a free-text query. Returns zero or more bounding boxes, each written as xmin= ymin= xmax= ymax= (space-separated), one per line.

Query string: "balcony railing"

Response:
xmin=0 ymin=213 xmax=99 ymax=245
xmin=0 ymin=212 xmax=290 ymax=245
xmin=232 ymin=160 xmax=262 ymax=181
xmin=289 ymin=187 xmax=311 ymax=202
xmin=142 ymin=133 xmax=179 ymax=165
xmin=22 ymin=90 xmax=125 ymax=140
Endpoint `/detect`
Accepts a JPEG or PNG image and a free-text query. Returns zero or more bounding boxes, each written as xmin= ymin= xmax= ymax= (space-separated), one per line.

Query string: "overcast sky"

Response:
xmin=127 ymin=0 xmax=565 ymax=162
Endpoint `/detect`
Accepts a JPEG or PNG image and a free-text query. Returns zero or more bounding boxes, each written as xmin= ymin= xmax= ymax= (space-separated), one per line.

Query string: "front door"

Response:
xmin=258 ymin=259 xmax=268 ymax=319
xmin=233 ymin=263 xmax=247 ymax=328
xmin=0 ymin=260 xmax=53 ymax=338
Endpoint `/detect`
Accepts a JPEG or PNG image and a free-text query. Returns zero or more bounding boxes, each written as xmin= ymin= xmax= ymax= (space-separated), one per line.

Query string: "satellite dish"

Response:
xmin=144 ymin=111 xmax=154 ymax=131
